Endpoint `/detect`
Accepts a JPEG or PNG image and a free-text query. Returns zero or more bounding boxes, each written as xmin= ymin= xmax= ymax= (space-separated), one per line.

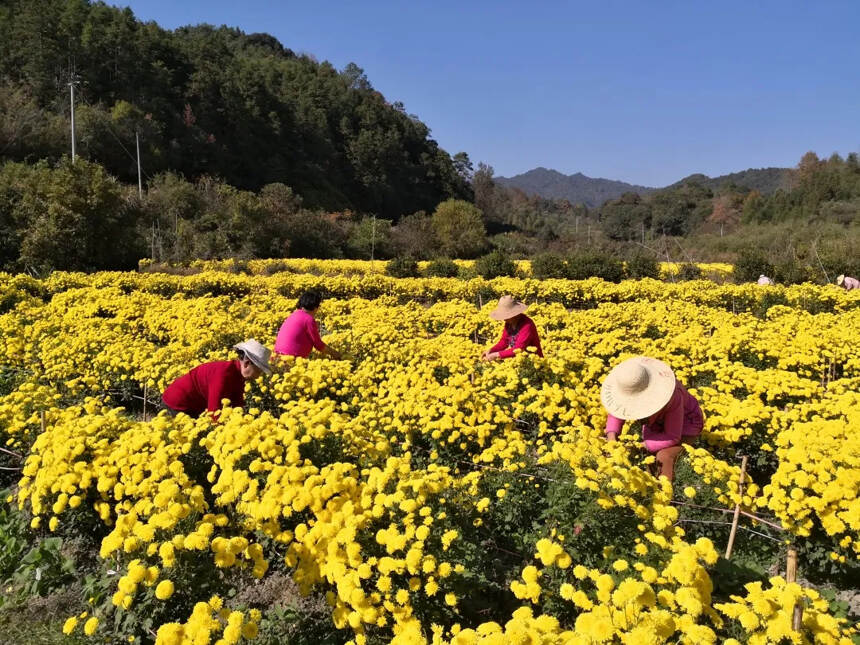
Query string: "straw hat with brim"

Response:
xmin=234 ymin=339 xmax=272 ymax=375
xmin=837 ymin=274 xmax=845 ymax=286
xmin=489 ymin=295 xmax=528 ymax=321
xmin=601 ymin=356 xmax=676 ymax=420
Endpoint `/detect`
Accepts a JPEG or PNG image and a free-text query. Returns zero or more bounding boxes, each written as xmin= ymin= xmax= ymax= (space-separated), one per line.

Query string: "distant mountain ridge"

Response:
xmin=497 ymin=166 xmax=791 ymax=207
xmin=495 ymin=167 xmax=656 ymax=208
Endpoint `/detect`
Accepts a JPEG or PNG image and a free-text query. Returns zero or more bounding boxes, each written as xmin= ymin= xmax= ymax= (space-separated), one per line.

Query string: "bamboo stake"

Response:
xmin=786 ymin=546 xmax=803 ymax=631
xmin=725 ymin=455 xmax=748 ymax=559
xmin=40 ymin=410 xmax=46 ymax=434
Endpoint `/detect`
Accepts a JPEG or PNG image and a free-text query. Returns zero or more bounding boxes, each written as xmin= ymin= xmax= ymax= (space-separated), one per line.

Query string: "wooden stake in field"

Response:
xmin=40 ymin=410 xmax=46 ymax=434
xmin=786 ymin=546 xmax=803 ymax=631
xmin=725 ymin=454 xmax=748 ymax=559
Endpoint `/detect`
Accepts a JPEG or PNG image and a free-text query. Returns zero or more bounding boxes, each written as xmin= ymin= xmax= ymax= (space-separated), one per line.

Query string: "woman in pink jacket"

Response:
xmin=601 ymin=356 xmax=704 ymax=481
xmin=837 ymin=275 xmax=860 ymax=290
xmin=481 ymin=296 xmax=543 ymax=361
xmin=274 ymin=291 xmax=341 ymax=359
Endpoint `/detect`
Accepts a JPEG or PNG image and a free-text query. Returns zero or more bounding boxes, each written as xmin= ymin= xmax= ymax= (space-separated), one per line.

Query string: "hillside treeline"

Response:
xmin=466 ymin=153 xmax=859 ymax=257
xmin=0 ymin=157 xmax=496 ymax=271
xmin=0 ymin=2 xmax=858 ymax=273
xmin=0 ymin=0 xmax=471 ymax=218
xmin=1 ymin=150 xmax=858 ymax=273
xmin=596 ymin=151 xmax=860 ymax=241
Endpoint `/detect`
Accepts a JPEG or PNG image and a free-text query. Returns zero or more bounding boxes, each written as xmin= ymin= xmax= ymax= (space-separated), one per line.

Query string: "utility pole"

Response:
xmin=69 ymin=76 xmax=78 ymax=162
xmin=135 ymin=129 xmax=143 ymax=198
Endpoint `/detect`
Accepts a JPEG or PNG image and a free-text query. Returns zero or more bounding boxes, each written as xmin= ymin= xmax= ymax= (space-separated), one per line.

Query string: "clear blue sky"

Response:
xmin=116 ymin=0 xmax=860 ymax=187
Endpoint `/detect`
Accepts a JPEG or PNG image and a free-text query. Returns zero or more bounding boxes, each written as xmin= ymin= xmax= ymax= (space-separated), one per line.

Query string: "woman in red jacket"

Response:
xmin=162 ymin=339 xmax=272 ymax=419
xmin=481 ymin=296 xmax=543 ymax=361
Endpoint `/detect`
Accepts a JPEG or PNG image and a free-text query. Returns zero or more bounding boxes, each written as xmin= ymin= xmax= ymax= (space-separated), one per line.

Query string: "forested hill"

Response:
xmin=498 ymin=166 xmax=790 ymax=206
xmin=666 ymin=167 xmax=791 ymax=194
xmin=0 ymin=0 xmax=471 ymax=217
xmin=495 ymin=167 xmax=655 ymax=208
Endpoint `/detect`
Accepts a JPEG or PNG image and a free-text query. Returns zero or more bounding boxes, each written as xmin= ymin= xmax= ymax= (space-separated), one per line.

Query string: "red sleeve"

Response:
xmin=228 ymin=382 xmax=244 ymax=410
xmin=206 ymin=366 xmax=230 ymax=413
xmin=206 ymin=362 xmax=244 ymax=417
xmin=497 ymin=321 xmax=538 ymax=359
xmin=489 ymin=328 xmax=509 ymax=353
xmin=307 ymin=317 xmax=326 ymax=352
xmin=659 ymin=390 xmax=684 ymax=443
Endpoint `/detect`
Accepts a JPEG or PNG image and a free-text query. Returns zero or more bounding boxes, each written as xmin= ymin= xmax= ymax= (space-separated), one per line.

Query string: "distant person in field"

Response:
xmin=274 ymin=290 xmax=341 ymax=359
xmin=601 ymin=356 xmax=704 ymax=481
xmin=481 ymin=295 xmax=543 ymax=361
xmin=757 ymin=274 xmax=774 ymax=286
xmin=162 ymin=340 xmax=272 ymax=418
xmin=837 ymin=274 xmax=860 ymax=290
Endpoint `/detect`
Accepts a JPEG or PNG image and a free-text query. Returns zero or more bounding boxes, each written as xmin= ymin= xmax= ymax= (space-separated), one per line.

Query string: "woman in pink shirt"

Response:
xmin=481 ymin=296 xmax=543 ymax=361
xmin=601 ymin=356 xmax=704 ymax=481
xmin=837 ymin=274 xmax=860 ymax=290
xmin=274 ymin=291 xmax=341 ymax=359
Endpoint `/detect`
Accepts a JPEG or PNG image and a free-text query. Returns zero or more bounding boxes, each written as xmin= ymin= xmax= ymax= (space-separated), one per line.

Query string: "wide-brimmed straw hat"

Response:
xmin=837 ymin=274 xmax=845 ymax=286
xmin=234 ymin=339 xmax=272 ymax=375
xmin=600 ymin=356 xmax=676 ymax=420
xmin=489 ymin=295 xmax=528 ymax=321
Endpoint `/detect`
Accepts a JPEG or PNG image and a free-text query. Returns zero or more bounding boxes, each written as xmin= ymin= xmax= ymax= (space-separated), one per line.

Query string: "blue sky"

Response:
xmin=116 ymin=1 xmax=860 ymax=187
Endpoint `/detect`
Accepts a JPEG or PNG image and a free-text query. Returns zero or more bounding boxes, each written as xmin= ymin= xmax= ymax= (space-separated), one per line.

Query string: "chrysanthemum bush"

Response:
xmin=0 ymin=268 xmax=858 ymax=644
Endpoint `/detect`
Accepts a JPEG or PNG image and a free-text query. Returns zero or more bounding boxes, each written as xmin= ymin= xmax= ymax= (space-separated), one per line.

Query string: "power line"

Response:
xmin=75 ymin=90 xmax=154 ymax=184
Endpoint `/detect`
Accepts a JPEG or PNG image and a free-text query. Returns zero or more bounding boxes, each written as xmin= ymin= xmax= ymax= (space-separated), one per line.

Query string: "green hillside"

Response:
xmin=0 ymin=0 xmax=470 ymax=217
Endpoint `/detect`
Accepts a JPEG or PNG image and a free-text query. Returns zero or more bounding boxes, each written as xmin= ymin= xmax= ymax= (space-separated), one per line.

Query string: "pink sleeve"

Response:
xmin=658 ymin=392 xmax=684 ymax=443
xmin=307 ymin=316 xmax=326 ymax=352
xmin=605 ymin=414 xmax=624 ymax=436
xmin=498 ymin=321 xmax=538 ymax=359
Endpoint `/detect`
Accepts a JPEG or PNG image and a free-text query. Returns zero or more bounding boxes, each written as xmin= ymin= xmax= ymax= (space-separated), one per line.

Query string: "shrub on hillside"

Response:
xmin=773 ymin=259 xmax=813 ymax=285
xmin=386 ymin=257 xmax=419 ymax=278
xmin=475 ymin=250 xmax=517 ymax=279
xmin=530 ymin=253 xmax=568 ymax=279
xmin=734 ymin=249 xmax=776 ymax=283
xmin=424 ymin=257 xmax=460 ymax=278
xmin=677 ymin=263 xmax=703 ymax=281
xmin=625 ymin=253 xmax=660 ymax=279
xmin=565 ymin=252 xmax=624 ymax=282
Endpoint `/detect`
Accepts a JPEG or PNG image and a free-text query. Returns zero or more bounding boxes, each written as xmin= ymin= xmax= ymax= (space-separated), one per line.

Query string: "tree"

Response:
xmin=472 ymin=162 xmax=499 ymax=224
xmin=649 ymin=182 xmax=712 ymax=236
xmin=431 ymin=199 xmax=487 ymax=258
xmin=708 ymin=193 xmax=742 ymax=236
xmin=599 ymin=193 xmax=651 ymax=241
xmin=452 ymin=152 xmax=473 ymax=182
xmin=347 ymin=216 xmax=393 ymax=259
xmin=5 ymin=157 xmax=142 ymax=271
xmin=391 ymin=212 xmax=437 ymax=259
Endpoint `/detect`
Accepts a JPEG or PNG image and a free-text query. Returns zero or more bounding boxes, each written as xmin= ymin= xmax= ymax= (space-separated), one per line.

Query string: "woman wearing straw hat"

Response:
xmin=162 ymin=339 xmax=272 ymax=419
xmin=601 ymin=356 xmax=704 ymax=481
xmin=836 ymin=274 xmax=860 ymax=290
xmin=481 ymin=295 xmax=543 ymax=361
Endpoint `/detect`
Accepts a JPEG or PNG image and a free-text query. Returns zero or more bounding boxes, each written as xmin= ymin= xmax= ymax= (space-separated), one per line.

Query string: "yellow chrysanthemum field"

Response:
xmin=0 ymin=263 xmax=858 ymax=645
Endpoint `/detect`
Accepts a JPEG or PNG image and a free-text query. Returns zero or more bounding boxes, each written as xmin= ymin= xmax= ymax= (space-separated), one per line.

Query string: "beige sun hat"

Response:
xmin=600 ymin=356 xmax=676 ymax=420
xmin=489 ymin=295 xmax=528 ymax=321
xmin=837 ymin=274 xmax=845 ymax=286
xmin=234 ymin=339 xmax=272 ymax=375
